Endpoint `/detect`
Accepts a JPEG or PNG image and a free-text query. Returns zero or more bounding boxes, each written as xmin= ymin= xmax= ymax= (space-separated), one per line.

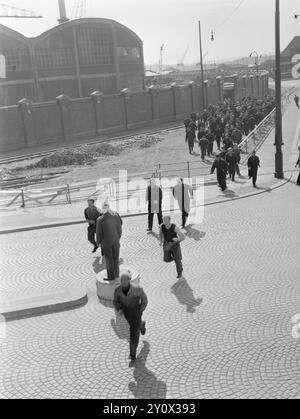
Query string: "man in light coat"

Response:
xmin=173 ymin=178 xmax=193 ymax=228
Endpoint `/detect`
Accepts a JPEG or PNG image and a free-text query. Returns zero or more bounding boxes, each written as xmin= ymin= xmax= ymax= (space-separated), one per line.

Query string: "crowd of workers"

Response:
xmin=183 ymin=96 xmax=275 ymax=191
xmin=184 ymin=96 xmax=276 ymax=157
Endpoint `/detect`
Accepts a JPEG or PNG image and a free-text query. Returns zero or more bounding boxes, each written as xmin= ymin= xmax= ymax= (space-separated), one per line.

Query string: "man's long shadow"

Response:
xmin=171 ymin=277 xmax=203 ymax=313
xmin=255 ymin=186 xmax=272 ymax=192
xmin=128 ymin=341 xmax=167 ymax=399
xmin=184 ymin=224 xmax=206 ymax=242
xmin=93 ymin=257 xmax=106 ymax=274
xmin=93 ymin=257 xmax=124 ymax=274
xmin=111 ymin=311 xmax=130 ymax=341
xmin=149 ymin=231 xmax=160 ymax=241
xmin=222 ymin=189 xmax=238 ymax=198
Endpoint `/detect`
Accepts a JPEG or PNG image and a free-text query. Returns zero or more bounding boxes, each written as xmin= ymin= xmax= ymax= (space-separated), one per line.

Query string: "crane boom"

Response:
xmin=177 ymin=46 xmax=189 ymax=66
xmin=0 ymin=3 xmax=42 ymax=18
xmin=158 ymin=44 xmax=164 ymax=74
xmin=71 ymin=0 xmax=87 ymax=19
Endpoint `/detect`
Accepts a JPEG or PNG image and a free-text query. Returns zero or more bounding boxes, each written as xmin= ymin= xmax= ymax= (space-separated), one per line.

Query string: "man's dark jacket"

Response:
xmin=96 ymin=212 xmax=122 ymax=247
xmin=114 ymin=284 xmax=148 ymax=326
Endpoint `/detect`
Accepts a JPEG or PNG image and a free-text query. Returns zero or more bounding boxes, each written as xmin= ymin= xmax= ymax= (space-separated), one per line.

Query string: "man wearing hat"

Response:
xmin=247 ymin=150 xmax=260 ymax=188
xmin=211 ymin=154 xmax=229 ymax=191
xmin=113 ymin=272 xmax=148 ymax=362
xmin=84 ymin=199 xmax=102 ymax=253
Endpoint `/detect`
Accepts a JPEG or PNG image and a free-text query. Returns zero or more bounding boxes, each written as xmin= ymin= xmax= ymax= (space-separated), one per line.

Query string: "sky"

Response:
xmin=0 ymin=0 xmax=299 ymax=65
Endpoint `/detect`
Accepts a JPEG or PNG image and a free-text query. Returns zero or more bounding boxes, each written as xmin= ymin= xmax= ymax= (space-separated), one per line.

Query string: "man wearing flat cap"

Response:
xmin=114 ymin=272 xmax=148 ymax=362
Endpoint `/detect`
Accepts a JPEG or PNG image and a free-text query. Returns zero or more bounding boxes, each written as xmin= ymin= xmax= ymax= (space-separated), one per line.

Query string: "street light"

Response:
xmin=198 ymin=21 xmax=206 ymax=110
xmin=274 ymin=0 xmax=284 ymax=179
xmin=249 ymin=51 xmax=262 ymax=75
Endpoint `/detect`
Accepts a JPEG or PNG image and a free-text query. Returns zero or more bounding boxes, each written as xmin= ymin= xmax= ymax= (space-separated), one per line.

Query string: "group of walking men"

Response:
xmin=84 ymin=187 xmax=188 ymax=361
xmin=184 ymin=96 xmax=275 ymax=158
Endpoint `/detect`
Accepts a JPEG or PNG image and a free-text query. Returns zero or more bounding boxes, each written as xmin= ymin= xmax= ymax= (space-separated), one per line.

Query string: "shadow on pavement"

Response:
xmin=149 ymin=231 xmax=160 ymax=241
xmin=111 ymin=311 xmax=130 ymax=342
xmin=232 ymin=179 xmax=247 ymax=184
xmin=222 ymin=189 xmax=238 ymax=198
xmin=255 ymin=186 xmax=272 ymax=192
xmin=93 ymin=257 xmax=124 ymax=274
xmin=184 ymin=224 xmax=206 ymax=242
xmin=93 ymin=257 xmax=106 ymax=274
xmin=171 ymin=277 xmax=203 ymax=313
xmin=128 ymin=341 xmax=167 ymax=399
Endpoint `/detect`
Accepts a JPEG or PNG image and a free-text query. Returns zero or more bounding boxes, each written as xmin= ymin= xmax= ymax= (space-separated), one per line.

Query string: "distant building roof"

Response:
xmin=281 ymin=36 xmax=300 ymax=57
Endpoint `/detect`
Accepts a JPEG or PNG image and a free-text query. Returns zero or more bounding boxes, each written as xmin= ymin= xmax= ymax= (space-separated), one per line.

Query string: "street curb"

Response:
xmin=0 ymin=174 xmax=292 ymax=235
xmin=1 ymin=294 xmax=88 ymax=322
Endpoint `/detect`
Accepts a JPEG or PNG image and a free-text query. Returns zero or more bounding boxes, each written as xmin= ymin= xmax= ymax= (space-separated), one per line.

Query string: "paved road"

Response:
xmin=0 ymin=178 xmax=299 ymax=399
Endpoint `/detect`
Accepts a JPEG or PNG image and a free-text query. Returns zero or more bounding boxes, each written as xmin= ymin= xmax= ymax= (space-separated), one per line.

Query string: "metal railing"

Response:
xmin=238 ymin=108 xmax=275 ymax=163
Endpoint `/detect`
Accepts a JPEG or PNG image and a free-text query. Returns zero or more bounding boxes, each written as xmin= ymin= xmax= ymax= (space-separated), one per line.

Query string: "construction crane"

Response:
xmin=158 ymin=44 xmax=164 ymax=74
xmin=71 ymin=0 xmax=87 ymax=19
xmin=0 ymin=3 xmax=42 ymax=18
xmin=177 ymin=46 xmax=189 ymax=67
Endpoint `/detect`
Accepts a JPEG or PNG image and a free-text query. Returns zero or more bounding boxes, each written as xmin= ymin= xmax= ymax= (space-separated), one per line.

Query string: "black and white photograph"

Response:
xmin=0 ymin=0 xmax=299 ymax=402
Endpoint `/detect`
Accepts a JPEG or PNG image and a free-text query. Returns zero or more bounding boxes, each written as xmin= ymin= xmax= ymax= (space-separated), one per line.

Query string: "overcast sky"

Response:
xmin=1 ymin=0 xmax=299 ymax=64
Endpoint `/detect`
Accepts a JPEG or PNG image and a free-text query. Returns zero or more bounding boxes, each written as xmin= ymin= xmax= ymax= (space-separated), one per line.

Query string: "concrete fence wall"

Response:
xmin=0 ymin=75 xmax=269 ymax=153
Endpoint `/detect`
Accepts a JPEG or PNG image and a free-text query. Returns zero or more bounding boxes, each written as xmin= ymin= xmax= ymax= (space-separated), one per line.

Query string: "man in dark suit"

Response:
xmin=96 ymin=202 xmax=123 ymax=281
xmin=84 ymin=199 xmax=101 ymax=253
xmin=146 ymin=178 xmax=163 ymax=232
xmin=247 ymin=150 xmax=260 ymax=188
xmin=114 ymin=272 xmax=148 ymax=362
xmin=211 ymin=154 xmax=229 ymax=192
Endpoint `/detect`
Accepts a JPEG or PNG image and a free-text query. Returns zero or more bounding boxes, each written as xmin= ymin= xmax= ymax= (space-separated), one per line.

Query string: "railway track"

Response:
xmin=0 ymin=122 xmax=183 ymax=166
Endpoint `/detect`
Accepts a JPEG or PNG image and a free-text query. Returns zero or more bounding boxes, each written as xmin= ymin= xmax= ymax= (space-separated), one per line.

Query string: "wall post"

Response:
xmin=18 ymin=98 xmax=37 ymax=148
xmin=90 ymin=90 xmax=104 ymax=135
xmin=56 ymin=94 xmax=73 ymax=142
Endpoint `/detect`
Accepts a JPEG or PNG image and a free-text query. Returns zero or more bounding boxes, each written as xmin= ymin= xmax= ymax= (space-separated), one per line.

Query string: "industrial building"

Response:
xmin=280 ymin=36 xmax=300 ymax=79
xmin=0 ymin=7 xmax=145 ymax=106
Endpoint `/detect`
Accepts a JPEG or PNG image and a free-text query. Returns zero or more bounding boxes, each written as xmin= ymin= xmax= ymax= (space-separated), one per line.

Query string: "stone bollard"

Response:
xmin=18 ymin=98 xmax=36 ymax=147
xmin=56 ymin=94 xmax=72 ymax=142
xmin=90 ymin=90 xmax=104 ymax=135
xmin=96 ymin=266 xmax=140 ymax=302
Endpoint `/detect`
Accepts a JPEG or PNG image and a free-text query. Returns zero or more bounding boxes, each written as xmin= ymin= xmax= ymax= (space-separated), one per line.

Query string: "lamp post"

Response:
xmin=249 ymin=51 xmax=261 ymax=75
xmin=274 ymin=0 xmax=284 ymax=179
xmin=198 ymin=21 xmax=206 ymax=110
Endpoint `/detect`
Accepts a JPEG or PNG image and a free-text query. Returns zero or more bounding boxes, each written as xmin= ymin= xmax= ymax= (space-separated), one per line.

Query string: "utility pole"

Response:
xmin=198 ymin=21 xmax=205 ymax=110
xmin=158 ymin=44 xmax=164 ymax=75
xmin=274 ymin=0 xmax=284 ymax=179
xmin=58 ymin=0 xmax=69 ymax=24
xmin=249 ymin=51 xmax=261 ymax=75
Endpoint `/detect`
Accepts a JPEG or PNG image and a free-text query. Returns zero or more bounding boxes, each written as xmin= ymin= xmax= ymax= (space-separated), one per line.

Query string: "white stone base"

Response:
xmin=96 ymin=267 xmax=140 ymax=301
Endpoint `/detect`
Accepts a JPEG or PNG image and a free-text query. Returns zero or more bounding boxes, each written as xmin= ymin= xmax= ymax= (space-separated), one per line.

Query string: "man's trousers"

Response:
xmin=125 ymin=316 xmax=145 ymax=358
xmin=88 ymin=225 xmax=97 ymax=247
xmin=217 ymin=175 xmax=227 ymax=191
xmin=103 ymin=243 xmax=120 ymax=280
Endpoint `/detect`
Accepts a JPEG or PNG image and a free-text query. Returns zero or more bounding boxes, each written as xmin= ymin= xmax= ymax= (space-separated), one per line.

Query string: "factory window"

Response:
xmin=117 ymin=47 xmax=141 ymax=61
xmin=77 ymin=27 xmax=113 ymax=65
xmin=3 ymin=49 xmax=31 ymax=71
xmin=36 ymin=48 xmax=74 ymax=69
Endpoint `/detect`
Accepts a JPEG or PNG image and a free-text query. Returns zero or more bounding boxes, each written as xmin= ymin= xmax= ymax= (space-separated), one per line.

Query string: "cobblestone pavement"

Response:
xmin=0 ymin=178 xmax=299 ymax=399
